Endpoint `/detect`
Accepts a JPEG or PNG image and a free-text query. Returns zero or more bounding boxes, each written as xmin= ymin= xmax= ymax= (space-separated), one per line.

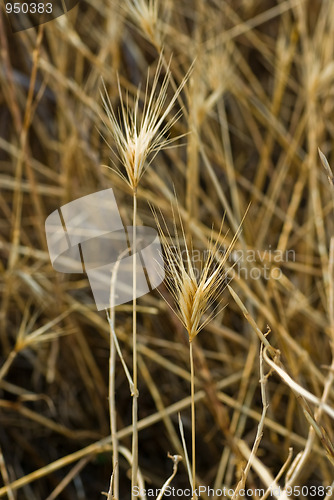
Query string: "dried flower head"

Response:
xmin=101 ymin=56 xmax=189 ymax=192
xmin=156 ymin=209 xmax=239 ymax=342
xmin=124 ymin=0 xmax=161 ymax=47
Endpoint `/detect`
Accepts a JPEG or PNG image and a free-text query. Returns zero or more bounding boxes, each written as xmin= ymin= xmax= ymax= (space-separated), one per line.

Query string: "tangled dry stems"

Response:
xmin=1 ymin=0 xmax=334 ymax=499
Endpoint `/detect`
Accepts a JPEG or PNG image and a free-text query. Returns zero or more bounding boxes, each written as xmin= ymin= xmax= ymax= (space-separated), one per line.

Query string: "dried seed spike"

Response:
xmin=318 ymin=148 xmax=334 ymax=186
xmin=155 ymin=202 xmax=239 ymax=342
xmin=101 ymin=54 xmax=190 ymax=192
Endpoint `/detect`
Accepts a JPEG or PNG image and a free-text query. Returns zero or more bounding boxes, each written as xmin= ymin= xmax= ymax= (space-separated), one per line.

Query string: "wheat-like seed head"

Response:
xmin=101 ymin=55 xmax=189 ymax=192
xmin=156 ymin=208 xmax=239 ymax=342
xmin=124 ymin=0 xmax=160 ymax=47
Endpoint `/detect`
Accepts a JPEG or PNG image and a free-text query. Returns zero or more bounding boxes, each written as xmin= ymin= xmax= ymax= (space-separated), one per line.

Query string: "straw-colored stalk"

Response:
xmin=156 ymin=210 xmax=239 ymax=494
xmin=102 ymin=55 xmax=189 ymax=497
xmin=106 ymin=246 xmax=138 ymax=499
xmin=189 ymin=339 xmax=196 ymax=495
xmin=107 ymin=258 xmax=120 ymax=499
xmin=131 ymin=191 xmax=139 ymax=494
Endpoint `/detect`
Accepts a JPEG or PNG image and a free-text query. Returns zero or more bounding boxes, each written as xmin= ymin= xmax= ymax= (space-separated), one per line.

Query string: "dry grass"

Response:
xmin=1 ymin=0 xmax=334 ymax=498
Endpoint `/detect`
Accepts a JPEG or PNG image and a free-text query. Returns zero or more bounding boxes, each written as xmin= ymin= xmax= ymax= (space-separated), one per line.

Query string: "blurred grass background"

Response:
xmin=1 ymin=0 xmax=334 ymax=498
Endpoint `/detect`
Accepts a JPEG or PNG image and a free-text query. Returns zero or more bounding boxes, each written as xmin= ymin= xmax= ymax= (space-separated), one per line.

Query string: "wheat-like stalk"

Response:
xmin=156 ymin=207 xmax=240 ymax=495
xmin=102 ymin=55 xmax=189 ymax=498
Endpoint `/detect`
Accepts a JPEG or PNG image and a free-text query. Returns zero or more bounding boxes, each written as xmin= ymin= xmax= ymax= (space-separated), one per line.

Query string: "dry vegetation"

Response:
xmin=1 ymin=0 xmax=334 ymax=498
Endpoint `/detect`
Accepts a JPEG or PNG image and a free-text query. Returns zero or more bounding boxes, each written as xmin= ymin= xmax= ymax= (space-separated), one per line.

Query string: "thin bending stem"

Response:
xmin=131 ymin=190 xmax=139 ymax=498
xmin=107 ymin=257 xmax=123 ymax=500
xmin=108 ymin=308 xmax=118 ymax=498
xmin=190 ymin=340 xmax=197 ymax=498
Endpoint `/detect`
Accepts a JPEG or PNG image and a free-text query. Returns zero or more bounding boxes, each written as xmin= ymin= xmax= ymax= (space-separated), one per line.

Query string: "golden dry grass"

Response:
xmin=1 ymin=0 xmax=334 ymax=498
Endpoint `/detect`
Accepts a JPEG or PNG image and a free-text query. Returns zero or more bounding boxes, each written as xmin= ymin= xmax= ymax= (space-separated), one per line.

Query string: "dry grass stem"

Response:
xmin=232 ymin=345 xmax=269 ymax=500
xmin=156 ymin=453 xmax=182 ymax=500
xmin=263 ymin=347 xmax=334 ymax=421
xmin=178 ymin=413 xmax=193 ymax=491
